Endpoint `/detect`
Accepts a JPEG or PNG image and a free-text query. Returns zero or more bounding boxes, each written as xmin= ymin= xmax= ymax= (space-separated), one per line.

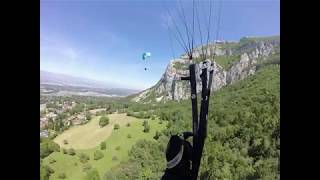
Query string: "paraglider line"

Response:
xmin=212 ymin=0 xmax=223 ymax=62
xmin=195 ymin=1 xmax=206 ymax=62
xmin=163 ymin=1 xmax=192 ymax=57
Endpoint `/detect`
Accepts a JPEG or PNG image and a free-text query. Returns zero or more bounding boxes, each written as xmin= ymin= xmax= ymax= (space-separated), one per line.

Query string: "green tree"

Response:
xmin=58 ymin=113 xmax=68 ymax=121
xmin=62 ymin=148 xmax=68 ymax=154
xmin=127 ymin=134 xmax=132 ymax=138
xmin=126 ymin=111 xmax=134 ymax=117
xmin=112 ymin=156 xmax=118 ymax=161
xmin=40 ymin=164 xmax=54 ymax=180
xmin=138 ymin=111 xmax=144 ymax=118
xmin=86 ymin=113 xmax=92 ymax=121
xmin=144 ymin=112 xmax=151 ymax=118
xmin=99 ymin=116 xmax=109 ymax=127
xmin=49 ymin=158 xmax=56 ymax=164
xmin=40 ymin=137 xmax=60 ymax=158
xmin=68 ymin=148 xmax=76 ymax=156
xmin=48 ymin=118 xmax=54 ymax=129
xmin=139 ymin=168 xmax=154 ymax=179
xmin=160 ymin=111 xmax=168 ymax=121
xmin=59 ymin=119 xmax=64 ymax=129
xmin=153 ymin=131 xmax=161 ymax=140
xmin=93 ymin=150 xmax=104 ymax=160
xmin=142 ymin=120 xmax=147 ymax=126
xmin=58 ymin=173 xmax=66 ymax=179
xmin=100 ymin=141 xmax=106 ymax=150
xmin=79 ymin=153 xmax=90 ymax=163
xmin=85 ymin=169 xmax=100 ymax=180
xmin=54 ymin=122 xmax=60 ymax=131
xmin=83 ymin=163 xmax=92 ymax=172
xmin=114 ymin=124 xmax=120 ymax=130
xmin=63 ymin=139 xmax=68 ymax=145
xmin=143 ymin=122 xmax=150 ymax=133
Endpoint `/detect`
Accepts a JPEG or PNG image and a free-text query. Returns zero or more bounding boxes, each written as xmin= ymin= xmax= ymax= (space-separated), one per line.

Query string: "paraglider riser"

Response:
xmin=180 ymin=63 xmax=213 ymax=180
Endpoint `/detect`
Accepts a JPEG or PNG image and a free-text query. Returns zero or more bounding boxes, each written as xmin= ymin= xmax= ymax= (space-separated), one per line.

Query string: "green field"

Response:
xmin=54 ymin=114 xmax=137 ymax=149
xmin=43 ymin=113 xmax=167 ymax=180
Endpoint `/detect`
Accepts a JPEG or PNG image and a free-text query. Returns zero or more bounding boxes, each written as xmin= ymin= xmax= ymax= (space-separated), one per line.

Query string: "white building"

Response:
xmin=40 ymin=130 xmax=49 ymax=137
xmin=40 ymin=117 xmax=47 ymax=122
xmin=46 ymin=112 xmax=57 ymax=119
xmin=40 ymin=104 xmax=46 ymax=111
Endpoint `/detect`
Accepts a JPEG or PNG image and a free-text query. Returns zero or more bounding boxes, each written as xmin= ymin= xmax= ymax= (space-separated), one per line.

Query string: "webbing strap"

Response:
xmin=167 ymin=145 xmax=184 ymax=169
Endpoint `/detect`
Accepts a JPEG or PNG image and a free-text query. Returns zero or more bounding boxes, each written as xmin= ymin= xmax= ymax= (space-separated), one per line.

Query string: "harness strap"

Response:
xmin=167 ymin=145 xmax=184 ymax=169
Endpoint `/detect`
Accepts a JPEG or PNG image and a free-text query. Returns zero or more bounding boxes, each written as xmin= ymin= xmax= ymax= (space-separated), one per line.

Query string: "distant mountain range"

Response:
xmin=40 ymin=71 xmax=140 ymax=97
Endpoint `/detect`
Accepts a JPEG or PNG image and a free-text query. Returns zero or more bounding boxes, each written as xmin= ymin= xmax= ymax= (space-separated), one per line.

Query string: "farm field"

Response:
xmin=43 ymin=113 xmax=167 ymax=180
xmin=54 ymin=113 xmax=137 ymax=149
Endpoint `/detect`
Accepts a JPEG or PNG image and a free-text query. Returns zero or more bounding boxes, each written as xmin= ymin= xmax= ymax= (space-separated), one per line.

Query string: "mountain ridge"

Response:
xmin=132 ymin=35 xmax=280 ymax=102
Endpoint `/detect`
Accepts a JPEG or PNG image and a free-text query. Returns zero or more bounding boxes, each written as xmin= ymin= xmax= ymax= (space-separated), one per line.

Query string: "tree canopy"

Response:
xmin=105 ymin=64 xmax=280 ymax=179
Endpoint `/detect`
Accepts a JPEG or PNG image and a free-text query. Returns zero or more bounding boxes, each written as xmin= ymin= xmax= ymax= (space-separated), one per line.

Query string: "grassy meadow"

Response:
xmin=43 ymin=113 xmax=167 ymax=180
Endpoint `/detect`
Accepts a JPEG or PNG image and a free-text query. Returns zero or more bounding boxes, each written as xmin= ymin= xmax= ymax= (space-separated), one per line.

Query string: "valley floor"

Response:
xmin=43 ymin=113 xmax=167 ymax=180
xmin=54 ymin=113 xmax=137 ymax=149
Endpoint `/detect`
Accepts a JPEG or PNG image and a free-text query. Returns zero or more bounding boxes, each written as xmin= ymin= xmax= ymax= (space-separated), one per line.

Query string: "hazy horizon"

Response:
xmin=40 ymin=70 xmax=142 ymax=91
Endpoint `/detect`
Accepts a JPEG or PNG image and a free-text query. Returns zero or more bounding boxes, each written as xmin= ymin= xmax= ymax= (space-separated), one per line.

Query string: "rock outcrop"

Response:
xmin=132 ymin=36 xmax=280 ymax=103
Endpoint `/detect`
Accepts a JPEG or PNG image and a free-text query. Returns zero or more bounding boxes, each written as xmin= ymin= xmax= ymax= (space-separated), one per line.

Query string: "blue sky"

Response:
xmin=40 ymin=0 xmax=280 ymax=90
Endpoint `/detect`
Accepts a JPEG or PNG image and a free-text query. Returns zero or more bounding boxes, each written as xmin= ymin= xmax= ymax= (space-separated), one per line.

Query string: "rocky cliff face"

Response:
xmin=132 ymin=36 xmax=280 ymax=103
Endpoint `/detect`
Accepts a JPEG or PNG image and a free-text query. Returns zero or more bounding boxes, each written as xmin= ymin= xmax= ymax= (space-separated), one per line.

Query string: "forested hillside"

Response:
xmin=106 ymin=63 xmax=280 ymax=179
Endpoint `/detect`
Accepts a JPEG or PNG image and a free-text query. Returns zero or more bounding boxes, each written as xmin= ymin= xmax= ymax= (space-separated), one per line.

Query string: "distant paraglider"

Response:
xmin=142 ymin=52 xmax=151 ymax=60
xmin=142 ymin=52 xmax=151 ymax=70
